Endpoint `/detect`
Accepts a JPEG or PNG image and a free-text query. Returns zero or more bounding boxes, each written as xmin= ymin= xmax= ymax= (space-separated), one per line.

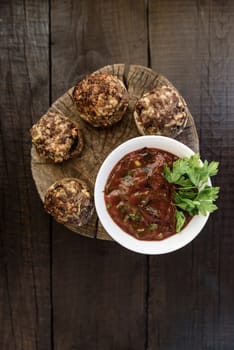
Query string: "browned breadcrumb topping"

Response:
xmin=134 ymin=86 xmax=188 ymax=137
xmin=44 ymin=178 xmax=94 ymax=226
xmin=30 ymin=112 xmax=83 ymax=163
xmin=73 ymin=72 xmax=129 ymax=127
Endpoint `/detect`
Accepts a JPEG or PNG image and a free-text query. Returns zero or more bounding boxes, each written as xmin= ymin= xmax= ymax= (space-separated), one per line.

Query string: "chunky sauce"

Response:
xmin=104 ymin=147 xmax=179 ymax=241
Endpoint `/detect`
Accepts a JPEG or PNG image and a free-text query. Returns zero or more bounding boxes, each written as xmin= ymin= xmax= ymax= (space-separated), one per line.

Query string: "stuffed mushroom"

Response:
xmin=73 ymin=72 xmax=129 ymax=127
xmin=44 ymin=177 xmax=94 ymax=226
xmin=30 ymin=112 xmax=83 ymax=163
xmin=134 ymin=85 xmax=188 ymax=138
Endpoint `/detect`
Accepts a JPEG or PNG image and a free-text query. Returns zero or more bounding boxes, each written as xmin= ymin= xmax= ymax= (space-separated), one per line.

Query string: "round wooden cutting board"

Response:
xmin=31 ymin=64 xmax=199 ymax=240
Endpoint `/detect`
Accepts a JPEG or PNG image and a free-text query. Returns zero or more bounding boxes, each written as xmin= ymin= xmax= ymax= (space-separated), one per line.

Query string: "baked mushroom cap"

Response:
xmin=30 ymin=112 xmax=83 ymax=163
xmin=133 ymin=85 xmax=188 ymax=138
xmin=44 ymin=178 xmax=94 ymax=226
xmin=73 ymin=72 xmax=129 ymax=127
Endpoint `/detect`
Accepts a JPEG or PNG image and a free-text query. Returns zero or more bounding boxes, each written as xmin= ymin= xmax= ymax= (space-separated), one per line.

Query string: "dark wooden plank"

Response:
xmin=50 ymin=1 xmax=148 ymax=349
xmin=148 ymin=1 xmax=234 ymax=349
xmin=53 ymin=235 xmax=147 ymax=349
xmin=51 ymin=0 xmax=148 ymax=100
xmin=0 ymin=1 xmax=51 ymax=349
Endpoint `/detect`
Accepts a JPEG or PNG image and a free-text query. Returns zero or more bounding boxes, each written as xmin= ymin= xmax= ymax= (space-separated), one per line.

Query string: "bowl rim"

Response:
xmin=94 ymin=135 xmax=210 ymax=254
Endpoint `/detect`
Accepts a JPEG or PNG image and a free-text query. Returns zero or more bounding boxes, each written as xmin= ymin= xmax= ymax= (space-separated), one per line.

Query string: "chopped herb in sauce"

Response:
xmin=123 ymin=174 xmax=133 ymax=185
xmin=149 ymin=223 xmax=158 ymax=230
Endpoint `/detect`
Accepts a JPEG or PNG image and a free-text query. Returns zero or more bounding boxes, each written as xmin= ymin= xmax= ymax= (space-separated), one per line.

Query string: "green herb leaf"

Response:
xmin=164 ymin=154 xmax=220 ymax=232
xmin=175 ymin=210 xmax=186 ymax=232
xmin=196 ymin=186 xmax=219 ymax=201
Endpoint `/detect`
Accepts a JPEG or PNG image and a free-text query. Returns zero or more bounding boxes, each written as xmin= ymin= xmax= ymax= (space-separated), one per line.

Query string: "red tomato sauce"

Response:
xmin=104 ymin=147 xmax=179 ymax=241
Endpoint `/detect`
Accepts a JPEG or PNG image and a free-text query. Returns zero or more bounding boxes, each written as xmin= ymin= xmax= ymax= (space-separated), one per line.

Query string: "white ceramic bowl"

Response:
xmin=94 ymin=136 xmax=210 ymax=254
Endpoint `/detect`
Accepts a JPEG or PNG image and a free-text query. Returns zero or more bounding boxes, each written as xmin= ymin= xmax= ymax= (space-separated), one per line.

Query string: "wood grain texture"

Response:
xmin=53 ymin=234 xmax=147 ymax=350
xmin=0 ymin=1 xmax=51 ymax=350
xmin=50 ymin=1 xmax=148 ymax=350
xmin=51 ymin=0 xmax=148 ymax=100
xmin=31 ymin=63 xmax=199 ymax=240
xmin=2 ymin=1 xmax=234 ymax=349
xmin=148 ymin=1 xmax=234 ymax=349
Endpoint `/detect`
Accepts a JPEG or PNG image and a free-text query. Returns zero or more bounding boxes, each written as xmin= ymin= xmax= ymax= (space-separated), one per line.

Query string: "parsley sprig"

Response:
xmin=164 ymin=154 xmax=219 ymax=232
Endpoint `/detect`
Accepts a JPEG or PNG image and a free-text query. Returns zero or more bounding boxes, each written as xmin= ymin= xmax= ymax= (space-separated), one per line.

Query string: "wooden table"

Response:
xmin=1 ymin=1 xmax=233 ymax=349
